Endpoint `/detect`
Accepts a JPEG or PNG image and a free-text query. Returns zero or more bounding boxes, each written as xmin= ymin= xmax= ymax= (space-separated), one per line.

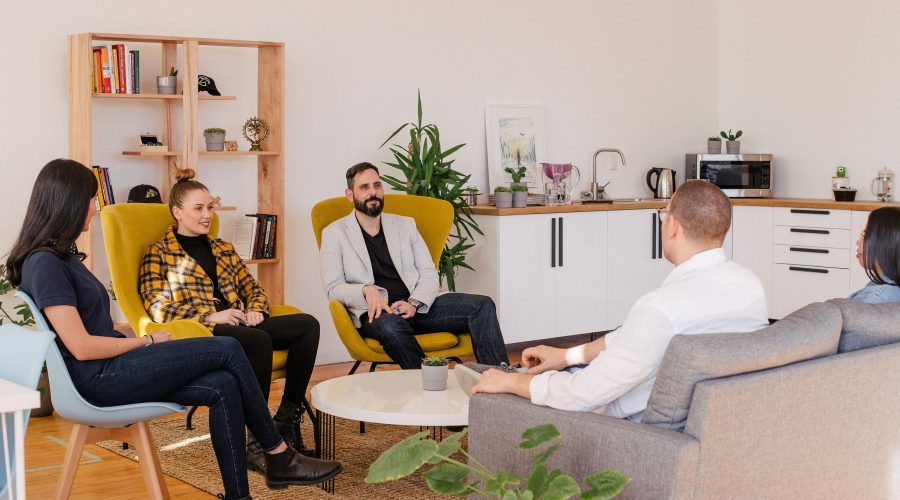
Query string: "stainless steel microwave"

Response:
xmin=685 ymin=154 xmax=773 ymax=197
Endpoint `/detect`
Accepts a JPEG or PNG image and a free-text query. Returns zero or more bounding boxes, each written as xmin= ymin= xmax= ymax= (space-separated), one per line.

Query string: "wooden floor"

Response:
xmin=22 ymin=338 xmax=586 ymax=499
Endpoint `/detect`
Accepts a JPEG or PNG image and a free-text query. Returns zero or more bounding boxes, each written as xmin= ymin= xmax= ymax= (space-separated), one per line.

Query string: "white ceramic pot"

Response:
xmin=725 ymin=140 xmax=741 ymax=154
xmin=512 ymin=191 xmax=528 ymax=208
xmin=494 ymin=191 xmax=513 ymax=208
xmin=205 ymin=133 xmax=226 ymax=152
xmin=421 ymin=364 xmax=448 ymax=391
xmin=156 ymin=75 xmax=177 ymax=95
xmin=707 ymin=140 xmax=722 ymax=154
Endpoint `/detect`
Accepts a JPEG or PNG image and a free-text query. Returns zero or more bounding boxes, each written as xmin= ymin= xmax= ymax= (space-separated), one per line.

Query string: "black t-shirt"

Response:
xmin=20 ymin=250 xmax=125 ymax=388
xmin=360 ymin=222 xmax=410 ymax=305
xmin=174 ymin=232 xmax=229 ymax=310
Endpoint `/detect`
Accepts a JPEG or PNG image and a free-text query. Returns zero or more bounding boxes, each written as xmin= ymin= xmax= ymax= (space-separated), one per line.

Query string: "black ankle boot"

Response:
xmin=264 ymin=445 xmax=342 ymax=489
xmin=273 ymin=400 xmax=316 ymax=457
xmin=246 ymin=434 xmax=266 ymax=475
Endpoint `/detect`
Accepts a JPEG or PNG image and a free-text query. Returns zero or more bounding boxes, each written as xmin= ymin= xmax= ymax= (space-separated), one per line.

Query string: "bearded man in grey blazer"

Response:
xmin=318 ymin=162 xmax=509 ymax=369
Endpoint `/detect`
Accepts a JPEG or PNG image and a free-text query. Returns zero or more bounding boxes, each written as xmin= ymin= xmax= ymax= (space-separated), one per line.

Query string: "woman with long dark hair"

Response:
xmin=6 ymin=159 xmax=341 ymax=500
xmin=850 ymin=206 xmax=900 ymax=303
xmin=140 ymin=168 xmax=321 ymax=470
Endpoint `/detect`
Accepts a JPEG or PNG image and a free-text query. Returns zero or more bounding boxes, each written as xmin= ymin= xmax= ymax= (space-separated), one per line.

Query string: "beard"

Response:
xmin=354 ymin=195 xmax=384 ymax=217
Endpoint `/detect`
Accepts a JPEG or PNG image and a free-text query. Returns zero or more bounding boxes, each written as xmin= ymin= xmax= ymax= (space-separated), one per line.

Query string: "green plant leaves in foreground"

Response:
xmin=424 ymin=463 xmax=470 ymax=496
xmin=519 ymin=423 xmax=560 ymax=449
xmin=428 ymin=428 xmax=466 ymax=465
xmin=365 ymin=431 xmax=437 ymax=483
xmin=581 ymin=470 xmax=632 ymax=500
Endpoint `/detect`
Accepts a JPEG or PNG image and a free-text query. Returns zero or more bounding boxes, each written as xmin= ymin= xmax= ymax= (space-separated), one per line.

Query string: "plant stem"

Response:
xmin=0 ymin=303 xmax=16 ymax=324
xmin=459 ymin=449 xmax=496 ymax=478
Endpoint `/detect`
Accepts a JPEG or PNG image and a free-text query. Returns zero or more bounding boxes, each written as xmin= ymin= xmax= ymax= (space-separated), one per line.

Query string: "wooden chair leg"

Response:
xmin=54 ymin=423 xmax=90 ymax=500
xmin=129 ymin=421 xmax=170 ymax=500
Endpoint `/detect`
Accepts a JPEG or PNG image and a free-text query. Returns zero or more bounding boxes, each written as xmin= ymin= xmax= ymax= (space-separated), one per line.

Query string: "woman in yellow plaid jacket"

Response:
xmin=139 ymin=169 xmax=320 ymax=472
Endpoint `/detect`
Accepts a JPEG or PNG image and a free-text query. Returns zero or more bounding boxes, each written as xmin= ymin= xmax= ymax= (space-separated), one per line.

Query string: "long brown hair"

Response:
xmin=5 ymin=159 xmax=98 ymax=286
xmin=168 ymin=168 xmax=210 ymax=216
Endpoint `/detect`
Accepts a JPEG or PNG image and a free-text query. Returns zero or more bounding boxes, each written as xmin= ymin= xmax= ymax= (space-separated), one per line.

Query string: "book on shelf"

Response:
xmin=240 ymin=213 xmax=278 ymax=260
xmin=91 ymin=165 xmax=115 ymax=208
xmin=91 ymin=44 xmax=140 ymax=94
xmin=232 ymin=217 xmax=255 ymax=260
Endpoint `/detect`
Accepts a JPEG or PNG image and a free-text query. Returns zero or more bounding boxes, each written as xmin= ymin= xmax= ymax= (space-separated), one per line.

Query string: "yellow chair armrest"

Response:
xmin=329 ymin=300 xmax=378 ymax=361
xmin=270 ymin=304 xmax=303 ymax=317
xmin=142 ymin=319 xmax=213 ymax=340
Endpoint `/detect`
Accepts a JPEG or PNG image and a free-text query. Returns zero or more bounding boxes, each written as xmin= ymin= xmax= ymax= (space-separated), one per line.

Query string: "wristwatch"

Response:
xmin=407 ymin=298 xmax=424 ymax=311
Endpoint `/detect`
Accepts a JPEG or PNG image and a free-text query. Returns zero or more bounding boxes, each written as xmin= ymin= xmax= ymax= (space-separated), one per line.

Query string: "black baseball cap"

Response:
xmin=127 ymin=184 xmax=163 ymax=203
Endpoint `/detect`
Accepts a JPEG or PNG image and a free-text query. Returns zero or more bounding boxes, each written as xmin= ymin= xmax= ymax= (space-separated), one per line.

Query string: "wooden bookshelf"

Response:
xmin=68 ymin=32 xmax=285 ymax=303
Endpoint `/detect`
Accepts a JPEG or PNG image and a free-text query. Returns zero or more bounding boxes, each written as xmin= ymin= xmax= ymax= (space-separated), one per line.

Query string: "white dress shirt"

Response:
xmin=529 ymin=248 xmax=769 ymax=421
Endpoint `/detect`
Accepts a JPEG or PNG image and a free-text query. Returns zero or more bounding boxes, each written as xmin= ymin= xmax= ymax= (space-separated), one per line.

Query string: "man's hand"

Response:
xmin=522 ymin=345 xmax=568 ymax=374
xmin=364 ymin=285 xmax=392 ymax=322
xmin=205 ymin=309 xmax=247 ymax=326
xmin=390 ymin=300 xmax=416 ymax=319
xmin=245 ymin=311 xmax=265 ymax=327
xmin=471 ymin=369 xmax=533 ymax=398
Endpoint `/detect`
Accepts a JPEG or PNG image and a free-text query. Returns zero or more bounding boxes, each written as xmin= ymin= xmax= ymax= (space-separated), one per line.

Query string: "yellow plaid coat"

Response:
xmin=139 ymin=225 xmax=269 ymax=329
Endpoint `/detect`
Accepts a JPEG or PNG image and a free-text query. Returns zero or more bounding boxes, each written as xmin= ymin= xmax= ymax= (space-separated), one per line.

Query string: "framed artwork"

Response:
xmin=485 ymin=104 xmax=546 ymax=192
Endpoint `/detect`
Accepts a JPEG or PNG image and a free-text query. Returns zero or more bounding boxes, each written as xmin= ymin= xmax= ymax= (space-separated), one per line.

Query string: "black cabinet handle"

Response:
xmin=791 ymin=209 xmax=830 ymax=215
xmin=551 ymin=218 xmax=556 ymax=268
xmin=657 ymin=216 xmax=663 ymax=259
xmin=651 ymin=212 xmax=657 ymax=259
xmin=789 ymin=247 xmax=829 ymax=254
xmin=558 ymin=217 xmax=564 ymax=267
xmin=789 ymin=266 xmax=829 ymax=274
xmin=790 ymin=228 xmax=830 ymax=235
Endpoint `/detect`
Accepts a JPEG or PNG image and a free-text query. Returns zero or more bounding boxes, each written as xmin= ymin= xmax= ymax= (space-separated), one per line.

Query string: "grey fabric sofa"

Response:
xmin=468 ymin=300 xmax=900 ymax=499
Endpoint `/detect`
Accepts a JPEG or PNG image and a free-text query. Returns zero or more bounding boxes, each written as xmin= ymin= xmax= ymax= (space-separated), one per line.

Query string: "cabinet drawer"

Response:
xmin=773 ymin=226 xmax=851 ymax=249
xmin=773 ymin=207 xmax=850 ymax=229
xmin=773 ymin=245 xmax=850 ymax=268
xmin=771 ymin=264 xmax=850 ymax=319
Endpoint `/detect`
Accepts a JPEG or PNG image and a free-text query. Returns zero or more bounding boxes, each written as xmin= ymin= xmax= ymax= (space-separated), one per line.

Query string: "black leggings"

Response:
xmin=212 ymin=313 xmax=319 ymax=405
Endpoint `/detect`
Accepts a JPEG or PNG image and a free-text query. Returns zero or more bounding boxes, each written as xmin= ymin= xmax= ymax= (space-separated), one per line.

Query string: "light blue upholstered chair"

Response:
xmin=0 ymin=323 xmax=54 ymax=500
xmin=17 ymin=291 xmax=185 ymax=499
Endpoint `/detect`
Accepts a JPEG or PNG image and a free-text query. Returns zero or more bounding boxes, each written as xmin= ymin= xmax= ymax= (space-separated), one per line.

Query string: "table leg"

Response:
xmin=14 ymin=410 xmax=26 ymax=499
xmin=317 ymin=410 xmax=336 ymax=494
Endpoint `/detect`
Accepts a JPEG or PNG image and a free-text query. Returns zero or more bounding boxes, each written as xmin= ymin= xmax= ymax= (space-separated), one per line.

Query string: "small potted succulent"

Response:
xmin=720 ymin=129 xmax=743 ymax=154
xmin=511 ymin=182 xmax=529 ymax=208
xmin=493 ymin=186 xmax=512 ymax=208
xmin=157 ymin=67 xmax=178 ymax=95
xmin=203 ymin=127 xmax=226 ymax=152
xmin=707 ymin=136 xmax=722 ymax=154
xmin=421 ymin=356 xmax=450 ymax=391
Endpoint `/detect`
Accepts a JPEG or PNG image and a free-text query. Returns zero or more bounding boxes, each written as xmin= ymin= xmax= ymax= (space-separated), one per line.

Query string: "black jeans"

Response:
xmin=79 ymin=337 xmax=282 ymax=500
xmin=213 ymin=313 xmax=319 ymax=405
xmin=358 ymin=293 xmax=509 ymax=369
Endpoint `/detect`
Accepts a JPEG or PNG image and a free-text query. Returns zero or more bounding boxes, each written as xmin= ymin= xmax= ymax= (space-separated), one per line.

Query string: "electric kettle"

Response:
xmin=646 ymin=167 xmax=677 ymax=199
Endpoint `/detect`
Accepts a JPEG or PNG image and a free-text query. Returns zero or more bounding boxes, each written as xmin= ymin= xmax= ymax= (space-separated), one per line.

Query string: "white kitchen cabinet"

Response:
xmin=605 ymin=209 xmax=672 ymax=330
xmin=732 ymin=206 xmax=773 ymax=313
xmin=772 ymin=264 xmax=850 ymax=317
xmin=849 ymin=211 xmax=871 ymax=293
xmin=458 ymin=212 xmax=608 ymax=343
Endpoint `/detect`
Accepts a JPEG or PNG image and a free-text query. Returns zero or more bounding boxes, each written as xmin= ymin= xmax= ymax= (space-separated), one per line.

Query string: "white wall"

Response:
xmin=719 ymin=0 xmax=900 ymax=199
xmin=0 ymin=0 xmax=718 ymax=363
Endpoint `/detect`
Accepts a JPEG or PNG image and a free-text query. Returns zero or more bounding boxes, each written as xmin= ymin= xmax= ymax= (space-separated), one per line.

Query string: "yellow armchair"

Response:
xmin=311 ymin=194 xmax=474 ymax=374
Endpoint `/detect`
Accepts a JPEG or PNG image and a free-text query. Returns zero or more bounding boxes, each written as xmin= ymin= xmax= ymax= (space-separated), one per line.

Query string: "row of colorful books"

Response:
xmin=92 ymin=44 xmax=140 ymax=94
xmin=91 ymin=165 xmax=115 ymax=208
xmin=233 ymin=214 xmax=278 ymax=261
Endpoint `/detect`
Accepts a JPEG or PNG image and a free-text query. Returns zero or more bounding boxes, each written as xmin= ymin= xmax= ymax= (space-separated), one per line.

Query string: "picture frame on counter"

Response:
xmin=485 ymin=103 xmax=546 ymax=192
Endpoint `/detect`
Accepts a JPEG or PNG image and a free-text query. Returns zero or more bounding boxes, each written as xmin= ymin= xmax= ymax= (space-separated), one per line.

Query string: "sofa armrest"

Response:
xmin=468 ymin=394 xmax=699 ymax=500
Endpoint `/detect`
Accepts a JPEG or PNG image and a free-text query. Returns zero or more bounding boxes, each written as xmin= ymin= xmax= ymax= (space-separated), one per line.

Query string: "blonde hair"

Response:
xmin=168 ymin=168 xmax=210 ymax=216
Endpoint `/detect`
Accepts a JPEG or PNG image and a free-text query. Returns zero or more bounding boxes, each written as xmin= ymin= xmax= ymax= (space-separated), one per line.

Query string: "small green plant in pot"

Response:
xmin=366 ymin=423 xmax=630 ymax=499
xmin=157 ymin=67 xmax=178 ymax=95
xmin=494 ymin=186 xmax=513 ymax=208
xmin=706 ymin=136 xmax=722 ymax=154
xmin=421 ymin=356 xmax=449 ymax=391
xmin=203 ymin=127 xmax=226 ymax=152
xmin=511 ymin=182 xmax=529 ymax=208
xmin=720 ymin=129 xmax=743 ymax=154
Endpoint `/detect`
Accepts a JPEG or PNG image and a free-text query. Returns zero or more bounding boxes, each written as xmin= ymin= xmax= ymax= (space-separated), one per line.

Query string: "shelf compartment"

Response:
xmin=94 ymin=93 xmax=236 ymax=100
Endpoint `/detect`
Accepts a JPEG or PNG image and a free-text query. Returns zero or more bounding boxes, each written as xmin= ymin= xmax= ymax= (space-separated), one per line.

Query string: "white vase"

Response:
xmin=421 ymin=364 xmax=448 ymax=391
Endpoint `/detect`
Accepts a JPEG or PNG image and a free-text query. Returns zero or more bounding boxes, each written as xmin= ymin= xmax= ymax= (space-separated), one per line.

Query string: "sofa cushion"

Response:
xmin=642 ymin=302 xmax=842 ymax=432
xmin=827 ymin=298 xmax=900 ymax=353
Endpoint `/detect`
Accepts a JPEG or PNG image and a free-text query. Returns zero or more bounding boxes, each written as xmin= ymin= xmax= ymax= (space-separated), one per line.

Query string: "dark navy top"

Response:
xmin=360 ymin=222 xmax=410 ymax=305
xmin=20 ymin=250 xmax=125 ymax=388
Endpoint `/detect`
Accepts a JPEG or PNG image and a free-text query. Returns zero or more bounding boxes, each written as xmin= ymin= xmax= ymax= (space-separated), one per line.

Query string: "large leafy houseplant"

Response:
xmin=366 ymin=424 xmax=629 ymax=499
xmin=0 ymin=263 xmax=35 ymax=327
xmin=380 ymin=91 xmax=482 ymax=291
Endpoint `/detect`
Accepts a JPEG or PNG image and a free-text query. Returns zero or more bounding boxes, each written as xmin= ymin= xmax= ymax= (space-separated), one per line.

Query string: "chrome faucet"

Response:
xmin=586 ymin=148 xmax=627 ymax=200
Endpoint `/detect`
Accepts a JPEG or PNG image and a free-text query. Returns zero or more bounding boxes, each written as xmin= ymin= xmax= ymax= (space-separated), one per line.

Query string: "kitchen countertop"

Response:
xmin=468 ymin=197 xmax=900 ymax=215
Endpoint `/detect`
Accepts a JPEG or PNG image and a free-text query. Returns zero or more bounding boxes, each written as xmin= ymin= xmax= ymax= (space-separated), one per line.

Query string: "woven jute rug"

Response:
xmin=97 ymin=406 xmax=459 ymax=499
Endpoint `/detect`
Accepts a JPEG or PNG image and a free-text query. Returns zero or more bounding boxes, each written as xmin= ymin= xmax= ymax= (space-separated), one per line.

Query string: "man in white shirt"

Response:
xmin=471 ymin=180 xmax=769 ymax=421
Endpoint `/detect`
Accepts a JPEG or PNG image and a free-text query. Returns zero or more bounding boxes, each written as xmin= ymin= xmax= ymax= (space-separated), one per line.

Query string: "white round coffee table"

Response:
xmin=310 ymin=369 xmax=468 ymax=492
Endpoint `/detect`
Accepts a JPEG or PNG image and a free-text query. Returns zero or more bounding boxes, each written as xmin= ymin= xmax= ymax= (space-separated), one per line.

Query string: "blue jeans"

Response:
xmin=78 ymin=336 xmax=283 ymax=500
xmin=359 ymin=293 xmax=509 ymax=369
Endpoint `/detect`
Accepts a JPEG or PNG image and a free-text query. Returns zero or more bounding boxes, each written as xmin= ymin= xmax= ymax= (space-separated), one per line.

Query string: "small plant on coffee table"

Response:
xmin=422 ymin=356 xmax=449 ymax=367
xmin=366 ymin=423 xmax=629 ymax=499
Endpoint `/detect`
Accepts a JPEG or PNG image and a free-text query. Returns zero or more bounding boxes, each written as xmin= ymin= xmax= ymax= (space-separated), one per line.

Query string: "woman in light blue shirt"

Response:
xmin=850 ymin=207 xmax=900 ymax=304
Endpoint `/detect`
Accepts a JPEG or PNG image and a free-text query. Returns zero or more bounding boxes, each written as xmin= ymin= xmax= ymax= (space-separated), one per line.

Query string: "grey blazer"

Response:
xmin=319 ymin=212 xmax=442 ymax=327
